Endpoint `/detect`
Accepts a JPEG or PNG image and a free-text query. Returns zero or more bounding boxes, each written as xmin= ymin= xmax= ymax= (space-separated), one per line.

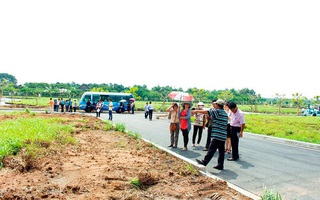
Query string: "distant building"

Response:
xmin=79 ymin=84 xmax=90 ymax=91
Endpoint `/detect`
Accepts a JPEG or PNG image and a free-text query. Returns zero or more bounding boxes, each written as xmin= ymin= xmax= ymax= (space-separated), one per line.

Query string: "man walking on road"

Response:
xmin=108 ymin=98 xmax=113 ymax=121
xmin=227 ymin=102 xmax=246 ymax=161
xmin=148 ymin=101 xmax=154 ymax=121
xmin=194 ymin=99 xmax=228 ymax=170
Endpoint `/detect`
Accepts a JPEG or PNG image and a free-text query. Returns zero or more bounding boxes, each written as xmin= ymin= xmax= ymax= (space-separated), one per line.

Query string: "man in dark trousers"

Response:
xmin=226 ymin=102 xmax=246 ymax=161
xmin=194 ymin=99 xmax=228 ymax=170
xmin=148 ymin=101 xmax=154 ymax=120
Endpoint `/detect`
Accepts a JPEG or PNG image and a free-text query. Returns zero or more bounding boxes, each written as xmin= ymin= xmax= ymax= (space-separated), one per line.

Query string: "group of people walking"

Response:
xmin=144 ymin=101 xmax=154 ymax=120
xmin=167 ymin=99 xmax=245 ymax=170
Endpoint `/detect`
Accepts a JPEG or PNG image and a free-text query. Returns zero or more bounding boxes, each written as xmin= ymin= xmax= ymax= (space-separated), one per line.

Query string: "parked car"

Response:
xmin=302 ymin=108 xmax=320 ymax=116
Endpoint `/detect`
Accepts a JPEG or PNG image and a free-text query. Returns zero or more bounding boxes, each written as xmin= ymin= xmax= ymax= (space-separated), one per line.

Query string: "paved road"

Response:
xmin=91 ymin=111 xmax=320 ymax=200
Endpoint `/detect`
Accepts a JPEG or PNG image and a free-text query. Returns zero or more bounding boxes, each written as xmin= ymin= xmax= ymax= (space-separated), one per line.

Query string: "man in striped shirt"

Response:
xmin=194 ymin=99 xmax=228 ymax=170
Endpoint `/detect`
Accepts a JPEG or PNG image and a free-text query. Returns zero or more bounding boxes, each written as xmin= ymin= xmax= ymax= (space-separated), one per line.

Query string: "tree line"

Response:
xmin=1 ymin=73 xmax=319 ymax=111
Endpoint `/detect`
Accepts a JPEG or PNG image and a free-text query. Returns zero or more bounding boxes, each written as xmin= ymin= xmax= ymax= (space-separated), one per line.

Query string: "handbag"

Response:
xmin=170 ymin=123 xmax=176 ymax=132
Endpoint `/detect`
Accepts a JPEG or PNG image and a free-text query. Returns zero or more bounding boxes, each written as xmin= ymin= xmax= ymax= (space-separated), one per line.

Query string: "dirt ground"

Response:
xmin=0 ymin=113 xmax=253 ymax=200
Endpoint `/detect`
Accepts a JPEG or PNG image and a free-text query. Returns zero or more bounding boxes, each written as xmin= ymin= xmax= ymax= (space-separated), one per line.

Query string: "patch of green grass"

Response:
xmin=245 ymin=114 xmax=320 ymax=144
xmin=185 ymin=163 xmax=199 ymax=176
xmin=103 ymin=120 xmax=114 ymax=131
xmin=0 ymin=115 xmax=76 ymax=167
xmin=114 ymin=123 xmax=126 ymax=133
xmin=127 ymin=131 xmax=141 ymax=140
xmin=129 ymin=177 xmax=142 ymax=189
xmin=261 ymin=188 xmax=283 ymax=200
xmin=178 ymin=163 xmax=199 ymax=176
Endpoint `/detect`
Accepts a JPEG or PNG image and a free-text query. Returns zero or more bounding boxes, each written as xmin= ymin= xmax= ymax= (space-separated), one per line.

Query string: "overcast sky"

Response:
xmin=1 ymin=1 xmax=319 ymax=98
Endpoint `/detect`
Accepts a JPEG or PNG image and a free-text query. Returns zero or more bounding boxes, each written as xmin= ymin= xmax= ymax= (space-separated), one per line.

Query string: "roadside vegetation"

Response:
xmin=0 ymin=111 xmax=76 ymax=167
xmin=245 ymin=114 xmax=320 ymax=144
xmin=261 ymin=188 xmax=283 ymax=200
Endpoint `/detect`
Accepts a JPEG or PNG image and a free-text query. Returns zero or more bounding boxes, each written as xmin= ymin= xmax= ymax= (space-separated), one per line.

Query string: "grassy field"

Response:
xmin=0 ymin=111 xmax=76 ymax=167
xmin=245 ymin=114 xmax=320 ymax=144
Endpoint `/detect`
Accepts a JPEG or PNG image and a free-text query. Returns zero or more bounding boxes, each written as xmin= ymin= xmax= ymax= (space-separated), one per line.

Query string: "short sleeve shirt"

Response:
xmin=208 ymin=108 xmax=228 ymax=141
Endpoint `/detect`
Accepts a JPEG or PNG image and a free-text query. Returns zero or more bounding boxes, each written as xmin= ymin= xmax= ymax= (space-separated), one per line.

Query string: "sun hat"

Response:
xmin=197 ymin=102 xmax=204 ymax=106
xmin=213 ymin=99 xmax=225 ymax=106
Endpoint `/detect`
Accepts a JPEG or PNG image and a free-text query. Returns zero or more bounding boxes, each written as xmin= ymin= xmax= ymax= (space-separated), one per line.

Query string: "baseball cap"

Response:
xmin=213 ymin=99 xmax=225 ymax=106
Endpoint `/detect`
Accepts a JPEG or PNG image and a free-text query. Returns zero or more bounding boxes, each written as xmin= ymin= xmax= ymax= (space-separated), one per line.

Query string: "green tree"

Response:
xmin=91 ymin=87 xmax=107 ymax=92
xmin=0 ymin=73 xmax=17 ymax=85
xmin=248 ymin=93 xmax=261 ymax=113
xmin=189 ymin=88 xmax=208 ymax=102
xmin=5 ymin=83 xmax=17 ymax=103
xmin=291 ymin=93 xmax=306 ymax=115
xmin=311 ymin=95 xmax=320 ymax=110
xmin=218 ymin=90 xmax=234 ymax=102
xmin=274 ymin=93 xmax=286 ymax=114
xmin=0 ymin=78 xmax=8 ymax=105
xmin=134 ymin=85 xmax=150 ymax=101
xmin=125 ymin=86 xmax=139 ymax=100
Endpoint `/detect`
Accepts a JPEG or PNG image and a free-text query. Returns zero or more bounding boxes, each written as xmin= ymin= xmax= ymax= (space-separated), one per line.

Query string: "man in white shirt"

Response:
xmin=148 ymin=101 xmax=154 ymax=121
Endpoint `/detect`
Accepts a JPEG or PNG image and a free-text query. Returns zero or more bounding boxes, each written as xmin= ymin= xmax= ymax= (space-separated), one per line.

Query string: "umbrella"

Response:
xmin=167 ymin=91 xmax=194 ymax=102
xmin=120 ymin=99 xmax=127 ymax=102
xmin=129 ymin=98 xmax=135 ymax=102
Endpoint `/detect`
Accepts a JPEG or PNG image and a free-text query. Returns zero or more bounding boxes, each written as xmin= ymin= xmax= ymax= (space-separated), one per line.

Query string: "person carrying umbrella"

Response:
xmin=179 ymin=102 xmax=192 ymax=151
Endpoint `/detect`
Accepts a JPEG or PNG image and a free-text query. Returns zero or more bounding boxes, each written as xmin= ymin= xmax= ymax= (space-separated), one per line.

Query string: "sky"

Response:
xmin=1 ymin=1 xmax=319 ymax=99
